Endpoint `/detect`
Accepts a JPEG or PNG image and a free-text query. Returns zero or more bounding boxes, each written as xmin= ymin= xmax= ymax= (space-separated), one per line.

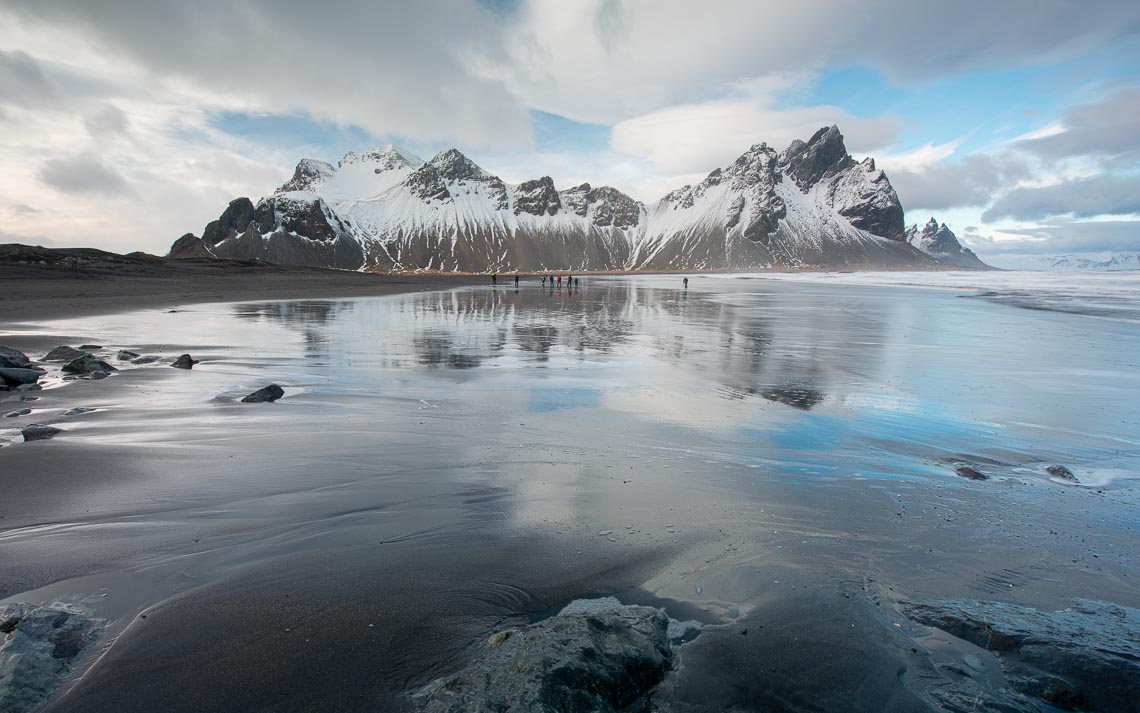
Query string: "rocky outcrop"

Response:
xmin=901 ymin=598 xmax=1140 ymax=713
xmin=0 ymin=602 xmax=105 ymax=713
xmin=171 ymin=354 xmax=199 ymax=369
xmin=42 ymin=346 xmax=88 ymax=362
xmin=415 ymin=599 xmax=674 ymax=713
xmin=906 ymin=218 xmax=990 ymax=269
xmin=21 ymin=424 xmax=62 ymax=441
xmin=171 ymin=194 xmax=365 ymax=270
xmin=61 ymin=355 xmax=116 ymax=375
xmin=171 ymin=127 xmax=967 ymax=272
xmin=0 ymin=346 xmax=31 ymax=369
xmin=241 ymin=384 xmax=284 ymax=403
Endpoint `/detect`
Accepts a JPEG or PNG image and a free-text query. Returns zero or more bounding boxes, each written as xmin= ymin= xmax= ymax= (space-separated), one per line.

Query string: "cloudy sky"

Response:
xmin=1 ymin=0 xmax=1138 ymax=265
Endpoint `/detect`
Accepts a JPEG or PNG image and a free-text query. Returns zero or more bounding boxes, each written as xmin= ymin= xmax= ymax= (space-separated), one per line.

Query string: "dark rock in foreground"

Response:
xmin=901 ymin=598 xmax=1140 ymax=713
xmin=6 ymin=408 xmax=31 ymax=418
xmin=21 ymin=424 xmax=62 ymax=442
xmin=0 ymin=368 xmax=40 ymax=387
xmin=1045 ymin=465 xmax=1078 ymax=482
xmin=954 ymin=465 xmax=987 ymax=481
xmin=0 ymin=346 xmax=31 ymax=369
xmin=42 ymin=346 xmax=89 ymax=362
xmin=415 ymin=599 xmax=673 ymax=713
xmin=0 ymin=602 xmax=105 ymax=713
xmin=62 ymin=355 xmax=116 ymax=375
xmin=171 ymin=354 xmax=200 ymax=370
xmin=241 ymin=384 xmax=285 ymax=403
xmin=117 ymin=350 xmax=140 ymax=361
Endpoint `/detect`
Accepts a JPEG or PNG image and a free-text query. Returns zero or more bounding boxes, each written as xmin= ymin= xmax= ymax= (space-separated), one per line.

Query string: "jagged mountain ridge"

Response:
xmin=170 ymin=126 xmax=981 ymax=272
xmin=905 ymin=217 xmax=988 ymax=269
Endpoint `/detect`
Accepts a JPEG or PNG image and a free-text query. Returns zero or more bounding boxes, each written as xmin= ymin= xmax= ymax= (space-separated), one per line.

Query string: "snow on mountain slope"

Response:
xmin=905 ymin=218 xmax=990 ymax=269
xmin=991 ymin=253 xmax=1140 ymax=271
xmin=170 ymin=126 xmax=968 ymax=272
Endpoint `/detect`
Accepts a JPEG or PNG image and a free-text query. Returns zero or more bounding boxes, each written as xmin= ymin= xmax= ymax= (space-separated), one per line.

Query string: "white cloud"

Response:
xmin=610 ymin=85 xmax=900 ymax=176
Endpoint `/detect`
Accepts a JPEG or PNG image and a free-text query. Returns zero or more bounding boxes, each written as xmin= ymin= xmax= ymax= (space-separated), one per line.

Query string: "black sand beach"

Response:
xmin=2 ymin=263 xmax=1138 ymax=712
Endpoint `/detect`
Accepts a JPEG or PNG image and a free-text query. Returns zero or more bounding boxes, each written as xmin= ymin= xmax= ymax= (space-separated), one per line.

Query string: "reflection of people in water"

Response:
xmin=683 ymin=276 xmax=689 ymax=288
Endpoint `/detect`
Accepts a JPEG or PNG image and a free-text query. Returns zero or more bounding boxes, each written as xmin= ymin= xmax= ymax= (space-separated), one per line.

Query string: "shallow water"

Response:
xmin=1 ymin=273 xmax=1138 ymax=711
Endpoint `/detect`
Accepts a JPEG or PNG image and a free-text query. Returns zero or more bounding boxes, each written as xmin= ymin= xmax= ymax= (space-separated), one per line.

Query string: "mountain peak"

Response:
xmin=779 ymin=125 xmax=855 ymax=189
xmin=428 ymin=148 xmax=493 ymax=182
xmin=360 ymin=144 xmax=423 ymax=170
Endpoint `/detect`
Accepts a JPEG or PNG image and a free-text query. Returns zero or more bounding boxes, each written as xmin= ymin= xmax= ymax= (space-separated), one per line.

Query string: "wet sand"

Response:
xmin=2 ymin=273 xmax=1138 ymax=711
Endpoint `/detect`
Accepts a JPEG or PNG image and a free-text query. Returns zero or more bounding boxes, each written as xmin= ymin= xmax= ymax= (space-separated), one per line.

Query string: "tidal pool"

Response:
xmin=1 ymin=273 xmax=1137 ymax=711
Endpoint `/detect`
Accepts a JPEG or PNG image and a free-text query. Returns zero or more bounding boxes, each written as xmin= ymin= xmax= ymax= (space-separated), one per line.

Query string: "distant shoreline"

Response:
xmin=0 ymin=242 xmax=980 ymax=328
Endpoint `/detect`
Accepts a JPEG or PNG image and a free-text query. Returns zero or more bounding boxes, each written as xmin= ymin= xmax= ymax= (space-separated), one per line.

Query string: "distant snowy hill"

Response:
xmin=170 ymin=126 xmax=985 ymax=272
xmin=991 ymin=253 xmax=1140 ymax=271
xmin=905 ymin=217 xmax=989 ymax=269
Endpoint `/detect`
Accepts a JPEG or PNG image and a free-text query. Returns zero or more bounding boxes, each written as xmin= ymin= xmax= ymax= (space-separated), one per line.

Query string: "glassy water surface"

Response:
xmin=1 ymin=273 xmax=1137 ymax=710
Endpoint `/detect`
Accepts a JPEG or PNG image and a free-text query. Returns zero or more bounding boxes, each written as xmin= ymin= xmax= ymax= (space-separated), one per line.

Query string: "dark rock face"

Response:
xmin=780 ymin=125 xmax=857 ymax=190
xmin=0 ymin=602 xmax=105 ymax=713
xmin=513 ymin=177 xmax=562 ymax=216
xmin=415 ymin=601 xmax=673 ymax=713
xmin=241 ymin=384 xmax=284 ymax=403
xmin=202 ymin=197 xmax=256 ymax=247
xmin=167 ymin=233 xmax=214 ymax=259
xmin=171 ymin=354 xmax=199 ymax=369
xmin=901 ymin=598 xmax=1140 ymax=713
xmin=406 ymin=165 xmax=451 ymax=202
xmin=906 ymin=218 xmax=989 ymax=268
xmin=21 ymin=424 xmax=62 ymax=441
xmin=833 ymin=158 xmax=906 ymax=241
xmin=0 ymin=346 xmax=31 ymax=369
xmin=588 ymin=186 xmax=641 ymax=229
xmin=954 ymin=464 xmax=987 ymax=480
xmin=42 ymin=346 xmax=89 ymax=362
xmin=0 ymin=368 xmax=40 ymax=387
xmin=62 ymin=355 xmax=116 ymax=374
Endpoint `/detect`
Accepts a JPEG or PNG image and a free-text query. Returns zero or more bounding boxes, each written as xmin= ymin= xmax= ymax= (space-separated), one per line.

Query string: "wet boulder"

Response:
xmin=901 ymin=598 xmax=1140 ymax=713
xmin=0 ymin=602 xmax=106 ymax=713
xmin=171 ymin=354 xmax=200 ymax=370
xmin=42 ymin=346 xmax=89 ymax=362
xmin=21 ymin=424 xmax=62 ymax=442
xmin=62 ymin=355 xmax=117 ymax=375
xmin=415 ymin=600 xmax=673 ymax=713
xmin=117 ymin=350 xmax=141 ymax=361
xmin=6 ymin=408 xmax=31 ymax=418
xmin=0 ymin=368 xmax=40 ymax=387
xmin=132 ymin=355 xmax=163 ymax=364
xmin=953 ymin=465 xmax=987 ymax=481
xmin=1045 ymin=465 xmax=1078 ymax=482
xmin=241 ymin=384 xmax=285 ymax=403
xmin=77 ymin=344 xmax=102 ymax=351
xmin=0 ymin=346 xmax=31 ymax=369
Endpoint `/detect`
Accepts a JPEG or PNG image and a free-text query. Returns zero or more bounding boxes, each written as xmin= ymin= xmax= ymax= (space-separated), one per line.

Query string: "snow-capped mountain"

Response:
xmin=170 ymin=126 xmax=977 ymax=272
xmin=905 ymin=217 xmax=989 ymax=269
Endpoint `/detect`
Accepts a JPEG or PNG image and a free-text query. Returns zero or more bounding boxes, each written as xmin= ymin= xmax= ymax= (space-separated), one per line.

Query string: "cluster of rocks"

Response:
xmin=953 ymin=462 xmax=1082 ymax=484
xmin=3 ymin=342 xmax=289 ymax=445
xmin=0 ymin=602 xmax=106 ymax=713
